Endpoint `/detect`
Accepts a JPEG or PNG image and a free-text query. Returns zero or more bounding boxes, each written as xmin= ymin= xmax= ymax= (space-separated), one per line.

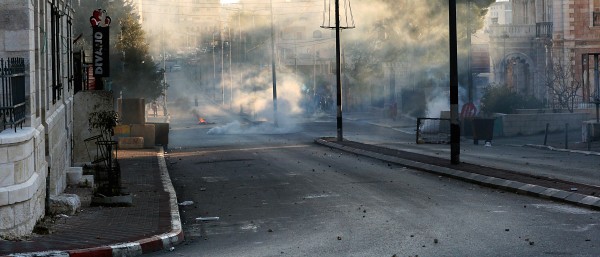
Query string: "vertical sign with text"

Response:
xmin=93 ymin=26 xmax=110 ymax=77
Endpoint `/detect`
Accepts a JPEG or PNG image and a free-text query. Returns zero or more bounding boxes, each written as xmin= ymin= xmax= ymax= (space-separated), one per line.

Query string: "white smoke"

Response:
xmin=207 ymin=69 xmax=304 ymax=134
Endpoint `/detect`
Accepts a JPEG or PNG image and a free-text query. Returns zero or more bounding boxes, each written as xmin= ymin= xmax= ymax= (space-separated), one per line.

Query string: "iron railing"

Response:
xmin=416 ymin=118 xmax=451 ymax=144
xmin=0 ymin=58 xmax=26 ymax=132
xmin=536 ymin=22 xmax=553 ymax=38
xmin=545 ymin=95 xmax=596 ymax=110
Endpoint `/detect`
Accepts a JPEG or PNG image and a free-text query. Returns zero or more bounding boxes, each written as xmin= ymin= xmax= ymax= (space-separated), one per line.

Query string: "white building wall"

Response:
xmin=0 ymin=0 xmax=74 ymax=239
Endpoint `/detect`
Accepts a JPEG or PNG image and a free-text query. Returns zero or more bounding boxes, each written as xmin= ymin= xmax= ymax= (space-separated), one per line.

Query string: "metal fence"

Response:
xmin=0 ymin=58 xmax=26 ymax=132
xmin=416 ymin=118 xmax=451 ymax=144
xmin=545 ymin=96 xmax=596 ymax=110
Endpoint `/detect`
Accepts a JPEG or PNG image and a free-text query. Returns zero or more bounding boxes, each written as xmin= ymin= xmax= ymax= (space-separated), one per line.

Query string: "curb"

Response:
xmin=315 ymin=138 xmax=600 ymax=210
xmin=8 ymin=147 xmax=184 ymax=257
xmin=524 ymin=144 xmax=600 ymax=156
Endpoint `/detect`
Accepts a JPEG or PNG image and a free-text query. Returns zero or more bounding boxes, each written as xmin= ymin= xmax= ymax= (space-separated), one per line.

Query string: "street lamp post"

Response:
xmin=270 ymin=0 xmax=278 ymax=127
xmin=449 ymin=0 xmax=460 ymax=164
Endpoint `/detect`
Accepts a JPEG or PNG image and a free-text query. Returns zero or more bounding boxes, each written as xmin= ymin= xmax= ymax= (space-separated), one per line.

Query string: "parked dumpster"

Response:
xmin=472 ymin=118 xmax=495 ymax=145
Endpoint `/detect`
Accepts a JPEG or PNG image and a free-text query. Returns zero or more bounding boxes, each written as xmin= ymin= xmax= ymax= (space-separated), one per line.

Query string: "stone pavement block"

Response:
xmin=579 ymin=196 xmax=600 ymax=206
xmin=540 ymin=188 xmax=561 ymax=198
xmin=118 ymin=137 xmax=144 ymax=149
xmin=565 ymin=193 xmax=588 ymax=203
xmin=506 ymin=181 xmax=527 ymax=191
xmin=548 ymin=190 xmax=572 ymax=200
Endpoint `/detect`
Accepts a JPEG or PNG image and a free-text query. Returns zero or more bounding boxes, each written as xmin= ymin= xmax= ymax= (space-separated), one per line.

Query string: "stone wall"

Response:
xmin=496 ymin=112 xmax=590 ymax=136
xmin=72 ymin=91 xmax=114 ymax=164
xmin=45 ymin=104 xmax=69 ymax=197
xmin=0 ymin=127 xmax=47 ymax=239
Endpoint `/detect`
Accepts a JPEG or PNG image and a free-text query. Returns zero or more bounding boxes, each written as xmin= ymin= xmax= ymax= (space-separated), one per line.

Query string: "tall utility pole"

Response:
xmin=229 ymin=26 xmax=233 ymax=110
xmin=321 ymin=0 xmax=354 ymax=141
xmin=449 ymin=0 xmax=460 ymax=164
xmin=467 ymin=0 xmax=473 ymax=103
xmin=270 ymin=0 xmax=278 ymax=127
xmin=334 ymin=0 xmax=343 ymax=141
xmin=221 ymin=23 xmax=225 ymax=106
xmin=213 ymin=31 xmax=217 ymax=101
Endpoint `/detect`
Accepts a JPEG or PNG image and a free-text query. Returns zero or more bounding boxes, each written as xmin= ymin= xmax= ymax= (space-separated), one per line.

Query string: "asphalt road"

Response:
xmin=145 ymin=97 xmax=600 ymax=257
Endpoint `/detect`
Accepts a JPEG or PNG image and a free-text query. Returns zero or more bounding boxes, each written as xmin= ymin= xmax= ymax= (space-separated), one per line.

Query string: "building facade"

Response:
xmin=488 ymin=0 xmax=600 ymax=105
xmin=0 ymin=0 xmax=75 ymax=239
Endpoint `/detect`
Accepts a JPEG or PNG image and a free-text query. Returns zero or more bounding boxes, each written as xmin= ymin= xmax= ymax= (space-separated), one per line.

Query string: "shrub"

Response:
xmin=480 ymin=84 xmax=543 ymax=115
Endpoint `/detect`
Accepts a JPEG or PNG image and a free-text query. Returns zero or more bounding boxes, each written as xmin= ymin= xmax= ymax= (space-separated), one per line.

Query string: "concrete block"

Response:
xmin=13 ymin=201 xmax=30 ymax=226
xmin=119 ymin=98 xmax=146 ymax=125
xmin=0 ymin=146 xmax=8 ymax=163
xmin=0 ymin=163 xmax=14 ymax=187
xmin=13 ymin=159 xmax=27 ymax=184
xmin=118 ymin=137 xmax=144 ymax=149
xmin=48 ymin=194 xmax=81 ymax=215
xmin=130 ymin=124 xmax=145 ymax=137
xmin=79 ymin=175 xmax=94 ymax=188
xmin=114 ymin=125 xmax=131 ymax=137
xmin=0 ymin=205 xmax=14 ymax=230
xmin=66 ymin=167 xmax=83 ymax=186
xmin=7 ymin=143 xmax=24 ymax=162
xmin=580 ymin=196 xmax=600 ymax=206
xmin=0 ymin=187 xmax=8 ymax=206
xmin=565 ymin=193 xmax=587 ymax=203
xmin=131 ymin=124 xmax=156 ymax=148
xmin=7 ymin=184 xmax=26 ymax=204
xmin=142 ymin=124 xmax=155 ymax=148
xmin=549 ymin=190 xmax=572 ymax=200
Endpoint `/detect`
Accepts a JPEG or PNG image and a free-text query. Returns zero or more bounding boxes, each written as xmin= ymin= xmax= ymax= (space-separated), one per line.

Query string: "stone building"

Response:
xmin=553 ymin=0 xmax=600 ymax=103
xmin=0 ymin=0 xmax=75 ymax=239
xmin=488 ymin=0 xmax=600 ymax=105
xmin=488 ymin=0 xmax=553 ymax=100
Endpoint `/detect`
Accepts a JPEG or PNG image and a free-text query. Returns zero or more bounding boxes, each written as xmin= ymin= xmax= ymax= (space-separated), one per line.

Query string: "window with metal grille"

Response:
xmin=51 ymin=7 xmax=63 ymax=104
xmin=0 ymin=58 xmax=26 ymax=132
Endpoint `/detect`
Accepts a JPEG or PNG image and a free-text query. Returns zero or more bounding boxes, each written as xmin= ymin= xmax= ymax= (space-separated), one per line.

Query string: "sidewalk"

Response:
xmin=343 ymin=111 xmax=600 ymax=153
xmin=0 ymin=148 xmax=182 ymax=257
xmin=315 ymin=110 xmax=600 ymax=210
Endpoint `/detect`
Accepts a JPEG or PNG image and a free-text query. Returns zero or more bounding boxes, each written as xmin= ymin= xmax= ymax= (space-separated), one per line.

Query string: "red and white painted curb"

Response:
xmin=8 ymin=147 xmax=184 ymax=257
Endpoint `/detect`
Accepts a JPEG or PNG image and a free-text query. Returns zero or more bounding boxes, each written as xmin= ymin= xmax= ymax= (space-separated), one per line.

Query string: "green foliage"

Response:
xmin=88 ymin=110 xmax=119 ymax=139
xmin=73 ymin=1 xmax=162 ymax=100
xmin=113 ymin=14 xmax=164 ymax=100
xmin=480 ymin=84 xmax=544 ymax=114
xmin=73 ymin=0 xmax=137 ymax=50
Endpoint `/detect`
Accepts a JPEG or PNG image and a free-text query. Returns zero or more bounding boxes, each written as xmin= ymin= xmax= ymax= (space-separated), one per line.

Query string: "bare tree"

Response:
xmin=544 ymin=58 xmax=583 ymax=113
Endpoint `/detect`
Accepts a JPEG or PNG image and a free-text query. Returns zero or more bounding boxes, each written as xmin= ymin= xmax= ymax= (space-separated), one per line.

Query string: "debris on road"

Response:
xmin=196 ymin=217 xmax=220 ymax=221
xmin=178 ymin=201 xmax=194 ymax=206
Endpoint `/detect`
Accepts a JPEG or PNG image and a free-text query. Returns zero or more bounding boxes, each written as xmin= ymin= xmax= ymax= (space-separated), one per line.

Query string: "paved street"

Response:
xmin=144 ymin=96 xmax=600 ymax=256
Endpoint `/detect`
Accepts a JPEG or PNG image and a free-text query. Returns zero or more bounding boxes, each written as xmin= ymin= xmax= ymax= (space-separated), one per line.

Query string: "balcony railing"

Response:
xmin=0 ymin=58 xmax=26 ymax=132
xmin=490 ymin=24 xmax=536 ymax=38
xmin=536 ymin=22 xmax=553 ymax=38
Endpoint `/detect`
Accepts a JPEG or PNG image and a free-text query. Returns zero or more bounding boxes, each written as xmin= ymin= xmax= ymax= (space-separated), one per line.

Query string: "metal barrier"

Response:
xmin=0 ymin=58 xmax=26 ymax=132
xmin=416 ymin=118 xmax=451 ymax=144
